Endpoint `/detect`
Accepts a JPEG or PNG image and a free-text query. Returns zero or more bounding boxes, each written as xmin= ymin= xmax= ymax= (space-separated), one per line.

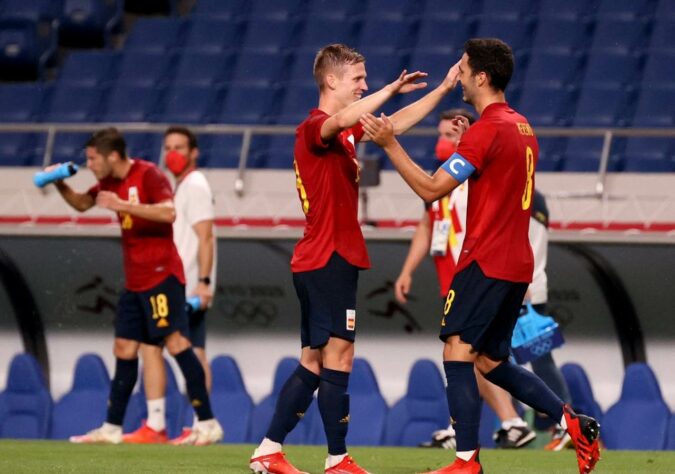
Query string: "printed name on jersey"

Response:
xmin=517 ymin=123 xmax=534 ymax=136
xmin=346 ymin=309 xmax=356 ymax=331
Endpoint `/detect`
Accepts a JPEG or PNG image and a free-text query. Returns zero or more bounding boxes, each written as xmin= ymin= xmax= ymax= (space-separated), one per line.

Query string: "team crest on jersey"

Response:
xmin=346 ymin=309 xmax=356 ymax=331
xmin=128 ymin=186 xmax=139 ymax=204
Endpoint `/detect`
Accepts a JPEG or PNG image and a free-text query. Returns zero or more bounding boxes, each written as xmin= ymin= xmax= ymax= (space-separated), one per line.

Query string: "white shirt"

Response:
xmin=173 ymin=170 xmax=217 ymax=297
xmin=528 ymin=216 xmax=548 ymax=305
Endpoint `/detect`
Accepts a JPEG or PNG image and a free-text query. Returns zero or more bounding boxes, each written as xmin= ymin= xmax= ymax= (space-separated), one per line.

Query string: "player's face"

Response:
xmin=335 ymin=62 xmax=368 ymax=107
xmin=457 ymin=53 xmax=476 ymax=105
xmin=437 ymin=119 xmax=457 ymax=142
xmin=85 ymin=146 xmax=113 ymax=180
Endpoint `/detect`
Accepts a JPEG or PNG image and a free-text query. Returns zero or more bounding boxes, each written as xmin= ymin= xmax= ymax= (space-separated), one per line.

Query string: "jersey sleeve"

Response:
xmin=143 ymin=165 xmax=174 ymax=203
xmin=184 ymin=178 xmax=215 ymax=226
xmin=455 ymin=121 xmax=498 ymax=172
xmin=351 ymin=122 xmax=365 ymax=143
xmin=303 ymin=112 xmax=331 ymax=153
xmin=86 ymin=183 xmax=100 ymax=199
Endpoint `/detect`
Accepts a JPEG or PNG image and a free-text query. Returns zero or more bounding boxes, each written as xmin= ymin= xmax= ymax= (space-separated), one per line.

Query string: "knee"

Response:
xmin=164 ymin=332 xmax=191 ymax=355
xmin=113 ymin=339 xmax=138 ymax=359
xmin=475 ymin=355 xmax=501 ymax=375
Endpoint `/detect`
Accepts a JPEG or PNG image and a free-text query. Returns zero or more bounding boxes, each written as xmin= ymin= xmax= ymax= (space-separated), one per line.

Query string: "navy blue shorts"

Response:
xmin=188 ymin=309 xmax=207 ymax=349
xmin=116 ymin=275 xmax=189 ymax=345
xmin=440 ymin=261 xmax=528 ymax=361
xmin=293 ymin=252 xmax=359 ymax=349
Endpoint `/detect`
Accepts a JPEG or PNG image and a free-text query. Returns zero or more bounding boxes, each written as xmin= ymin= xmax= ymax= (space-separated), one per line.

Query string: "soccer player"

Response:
xmin=249 ymin=43 xmax=460 ymax=474
xmin=361 ymin=39 xmax=601 ymax=474
xmin=122 ymin=126 xmax=219 ymax=445
xmin=48 ymin=127 xmax=222 ymax=445
xmin=401 ymin=109 xmax=535 ymax=450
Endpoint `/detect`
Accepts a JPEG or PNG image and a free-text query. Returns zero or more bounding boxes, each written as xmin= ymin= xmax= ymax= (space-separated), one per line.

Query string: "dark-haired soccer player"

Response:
xmin=46 ymin=127 xmax=222 ymax=444
xmin=249 ymin=43 xmax=461 ymax=474
xmin=361 ymin=38 xmax=601 ymax=474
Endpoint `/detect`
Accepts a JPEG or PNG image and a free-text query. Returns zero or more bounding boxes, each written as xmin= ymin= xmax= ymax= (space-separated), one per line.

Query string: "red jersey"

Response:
xmin=453 ymin=102 xmax=537 ymax=283
xmin=88 ymin=159 xmax=185 ymax=291
xmin=291 ymin=109 xmax=370 ymax=272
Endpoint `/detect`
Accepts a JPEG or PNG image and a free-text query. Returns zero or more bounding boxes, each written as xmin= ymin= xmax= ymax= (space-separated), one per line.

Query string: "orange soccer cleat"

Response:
xmin=249 ymin=451 xmax=309 ymax=474
xmin=418 ymin=449 xmax=483 ymax=474
xmin=563 ymin=404 xmax=601 ymax=474
xmin=121 ymin=421 xmax=168 ymax=444
xmin=325 ymin=455 xmax=372 ymax=474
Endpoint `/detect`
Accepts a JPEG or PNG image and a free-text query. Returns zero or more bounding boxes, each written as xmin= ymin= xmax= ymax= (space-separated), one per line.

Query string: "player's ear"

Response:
xmin=325 ymin=73 xmax=337 ymax=90
xmin=191 ymin=147 xmax=199 ymax=162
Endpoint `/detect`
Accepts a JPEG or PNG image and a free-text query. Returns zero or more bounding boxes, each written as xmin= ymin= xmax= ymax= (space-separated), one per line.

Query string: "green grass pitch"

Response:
xmin=1 ymin=441 xmax=675 ymax=473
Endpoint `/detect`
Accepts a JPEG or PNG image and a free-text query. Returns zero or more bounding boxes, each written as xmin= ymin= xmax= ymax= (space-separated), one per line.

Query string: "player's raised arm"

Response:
xmin=361 ymin=112 xmax=462 ymax=203
xmin=52 ymin=173 xmax=95 ymax=212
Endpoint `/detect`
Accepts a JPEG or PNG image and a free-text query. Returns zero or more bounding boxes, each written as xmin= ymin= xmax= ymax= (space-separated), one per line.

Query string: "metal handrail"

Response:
xmin=1 ymin=123 xmax=674 ymax=197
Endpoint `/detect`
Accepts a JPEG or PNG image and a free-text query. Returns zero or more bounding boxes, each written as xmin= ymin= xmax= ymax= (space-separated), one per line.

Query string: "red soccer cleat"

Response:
xmin=121 ymin=421 xmax=168 ymax=444
xmin=563 ymin=404 xmax=601 ymax=474
xmin=249 ymin=451 xmax=309 ymax=474
xmin=325 ymin=455 xmax=372 ymax=474
xmin=418 ymin=449 xmax=483 ymax=474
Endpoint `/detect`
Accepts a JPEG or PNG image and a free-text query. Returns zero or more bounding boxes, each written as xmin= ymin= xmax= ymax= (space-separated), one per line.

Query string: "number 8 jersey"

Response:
xmin=448 ymin=102 xmax=538 ymax=283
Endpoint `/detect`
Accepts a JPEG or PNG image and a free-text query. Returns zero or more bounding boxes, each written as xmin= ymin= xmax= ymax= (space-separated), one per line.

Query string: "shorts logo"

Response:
xmin=346 ymin=309 xmax=356 ymax=331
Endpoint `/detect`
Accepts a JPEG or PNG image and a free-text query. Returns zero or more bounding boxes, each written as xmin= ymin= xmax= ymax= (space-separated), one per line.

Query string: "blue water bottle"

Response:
xmin=33 ymin=162 xmax=79 ymax=188
xmin=186 ymin=296 xmax=202 ymax=314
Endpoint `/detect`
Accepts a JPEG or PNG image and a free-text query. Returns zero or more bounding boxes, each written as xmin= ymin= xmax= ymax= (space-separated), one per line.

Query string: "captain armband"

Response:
xmin=440 ymin=152 xmax=476 ymax=183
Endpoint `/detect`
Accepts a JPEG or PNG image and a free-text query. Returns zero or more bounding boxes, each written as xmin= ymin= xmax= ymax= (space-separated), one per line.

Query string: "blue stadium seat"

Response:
xmin=200 ymin=134 xmax=243 ymax=168
xmin=346 ymin=358 xmax=388 ymax=446
xmin=172 ymin=51 xmax=232 ymax=87
xmin=536 ymin=137 xmax=566 ymax=171
xmin=582 ymin=51 xmax=642 ymax=90
xmin=248 ymin=0 xmax=305 ymax=20
xmin=239 ymin=17 xmax=296 ymax=53
xmin=560 ymin=363 xmax=604 ymax=423
xmin=648 ymin=19 xmax=675 ymax=52
xmin=123 ymin=358 xmax=192 ymax=439
xmin=562 ymin=137 xmax=625 ymax=172
xmin=264 ymin=135 xmax=295 ymax=168
xmin=125 ymin=133 xmax=162 ymax=163
xmin=296 ymin=17 xmax=357 ymax=52
xmin=383 ymin=359 xmax=449 ymax=446
xmin=572 ymin=85 xmax=635 ymax=127
xmin=641 ymin=51 xmax=675 ymax=89
xmin=0 ymin=83 xmax=47 ymax=122
xmin=191 ymin=0 xmax=248 ymax=20
xmin=0 ymin=133 xmax=44 ymax=166
xmin=217 ymin=84 xmax=280 ymax=124
xmin=59 ymin=0 xmax=123 ymax=48
xmin=101 ymin=84 xmax=162 ymax=123
xmin=530 ymin=18 xmax=591 ymax=54
xmin=58 ymin=51 xmax=118 ymax=87
xmin=538 ymin=0 xmax=598 ymax=21
xmin=50 ymin=132 xmax=90 ymax=164
xmin=154 ymin=85 xmax=222 ymax=124
xmin=305 ymin=0 xmax=358 ymax=20
xmin=362 ymin=0 xmax=419 ymax=21
xmin=116 ymin=51 xmax=174 ymax=88
xmin=43 ymin=84 xmax=104 ymax=123
xmin=355 ymin=48 xmax=406 ymax=90
xmin=0 ymin=18 xmax=57 ymax=81
xmin=50 ymin=353 xmax=110 ymax=439
xmin=602 ymin=363 xmax=670 ymax=450
xmin=654 ymin=0 xmax=675 ymax=19
xmin=396 ymin=135 xmax=436 ymax=171
xmin=631 ymin=87 xmax=675 ymax=127
xmin=0 ymin=353 xmax=52 ymax=439
xmin=182 ymin=18 xmax=241 ymax=54
xmin=479 ymin=0 xmax=539 ymax=21
xmin=667 ymin=415 xmax=675 ymax=450
xmin=524 ymin=50 xmax=584 ymax=87
xmin=474 ymin=17 xmax=535 ymax=53
xmin=356 ymin=18 xmax=414 ymax=54
xmin=210 ymin=355 xmax=254 ymax=443
xmin=596 ymin=0 xmax=654 ymax=21
xmin=414 ymin=17 xmax=472 ymax=54
xmin=230 ymin=51 xmax=288 ymax=87
xmin=0 ymin=0 xmax=61 ymax=22
xmin=276 ymin=83 xmax=316 ymax=125
xmin=623 ymin=138 xmax=675 ymax=172
xmin=124 ymin=17 xmax=186 ymax=53
xmin=420 ymin=0 xmax=480 ymax=20
xmin=589 ymin=18 xmax=650 ymax=54
xmin=516 ymin=83 xmax=576 ymax=126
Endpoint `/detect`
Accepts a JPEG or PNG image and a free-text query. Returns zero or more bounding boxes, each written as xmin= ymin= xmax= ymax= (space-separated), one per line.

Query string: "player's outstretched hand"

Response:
xmin=360 ymin=113 xmax=396 ymax=147
xmin=442 ymin=60 xmax=461 ymax=91
xmin=386 ymin=69 xmax=428 ymax=95
xmin=96 ymin=190 xmax=126 ymax=212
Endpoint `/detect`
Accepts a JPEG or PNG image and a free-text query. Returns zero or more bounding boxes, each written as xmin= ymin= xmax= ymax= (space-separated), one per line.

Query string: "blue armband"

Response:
xmin=440 ymin=152 xmax=475 ymax=183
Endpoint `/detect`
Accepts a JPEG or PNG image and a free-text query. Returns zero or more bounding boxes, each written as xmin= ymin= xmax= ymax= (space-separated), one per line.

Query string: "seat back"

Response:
xmin=210 ymin=355 xmax=254 ymax=442
xmin=346 ymin=358 xmax=388 ymax=446
xmin=560 ymin=363 xmax=603 ymax=423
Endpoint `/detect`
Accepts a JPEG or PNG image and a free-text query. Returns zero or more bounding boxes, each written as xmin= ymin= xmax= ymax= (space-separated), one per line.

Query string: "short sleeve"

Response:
xmin=351 ymin=122 xmax=365 ymax=143
xmin=184 ymin=177 xmax=215 ymax=226
xmin=87 ymin=183 xmax=100 ymax=199
xmin=143 ymin=165 xmax=173 ymax=203
xmin=303 ymin=111 xmax=331 ymax=152
xmin=455 ymin=121 xmax=498 ymax=172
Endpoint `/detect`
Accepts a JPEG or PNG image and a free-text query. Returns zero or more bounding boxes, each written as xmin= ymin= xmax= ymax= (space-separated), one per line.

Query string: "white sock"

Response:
xmin=102 ymin=422 xmax=122 ymax=434
xmin=325 ymin=453 xmax=347 ymax=469
xmin=254 ymin=437 xmax=282 ymax=457
xmin=456 ymin=450 xmax=476 ymax=462
xmin=501 ymin=417 xmax=527 ymax=430
xmin=146 ymin=398 xmax=166 ymax=432
xmin=192 ymin=413 xmax=198 ymax=430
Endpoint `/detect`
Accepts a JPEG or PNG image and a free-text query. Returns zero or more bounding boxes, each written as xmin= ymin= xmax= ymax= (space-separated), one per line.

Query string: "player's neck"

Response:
xmin=474 ymin=92 xmax=506 ymax=116
xmin=176 ymin=165 xmax=196 ymax=184
xmin=318 ymin=93 xmax=342 ymax=116
xmin=112 ymin=158 xmax=133 ymax=179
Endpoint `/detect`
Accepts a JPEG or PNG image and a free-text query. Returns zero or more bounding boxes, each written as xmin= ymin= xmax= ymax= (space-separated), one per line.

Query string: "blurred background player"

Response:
xmin=396 ymin=109 xmax=535 ymax=450
xmin=46 ymin=127 xmax=222 ymax=445
xmin=122 ymin=126 xmax=218 ymax=445
xmin=249 ymin=43 xmax=461 ymax=474
xmin=361 ymin=38 xmax=600 ymax=474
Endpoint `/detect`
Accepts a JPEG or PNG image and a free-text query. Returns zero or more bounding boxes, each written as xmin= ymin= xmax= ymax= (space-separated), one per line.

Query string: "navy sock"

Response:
xmin=318 ymin=368 xmax=350 ymax=455
xmin=106 ymin=357 xmax=138 ymax=426
xmin=443 ymin=361 xmax=481 ymax=452
xmin=266 ymin=364 xmax=320 ymax=443
xmin=174 ymin=348 xmax=214 ymax=421
xmin=483 ymin=361 xmax=564 ymax=422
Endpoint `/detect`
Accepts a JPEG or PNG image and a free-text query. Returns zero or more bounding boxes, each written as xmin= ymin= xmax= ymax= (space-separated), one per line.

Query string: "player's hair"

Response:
xmin=440 ymin=108 xmax=476 ymax=125
xmin=165 ymin=125 xmax=199 ymax=150
xmin=313 ymin=43 xmax=365 ymax=91
xmin=85 ymin=127 xmax=127 ymax=159
xmin=464 ymin=38 xmax=514 ymax=92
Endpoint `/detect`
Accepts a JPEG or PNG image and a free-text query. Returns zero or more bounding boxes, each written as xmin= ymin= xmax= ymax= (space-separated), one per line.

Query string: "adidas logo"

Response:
xmin=157 ymin=319 xmax=169 ymax=328
xmin=296 ymin=412 xmax=305 ymax=419
xmin=339 ymin=415 xmax=350 ymax=424
xmin=192 ymin=399 xmax=202 ymax=408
